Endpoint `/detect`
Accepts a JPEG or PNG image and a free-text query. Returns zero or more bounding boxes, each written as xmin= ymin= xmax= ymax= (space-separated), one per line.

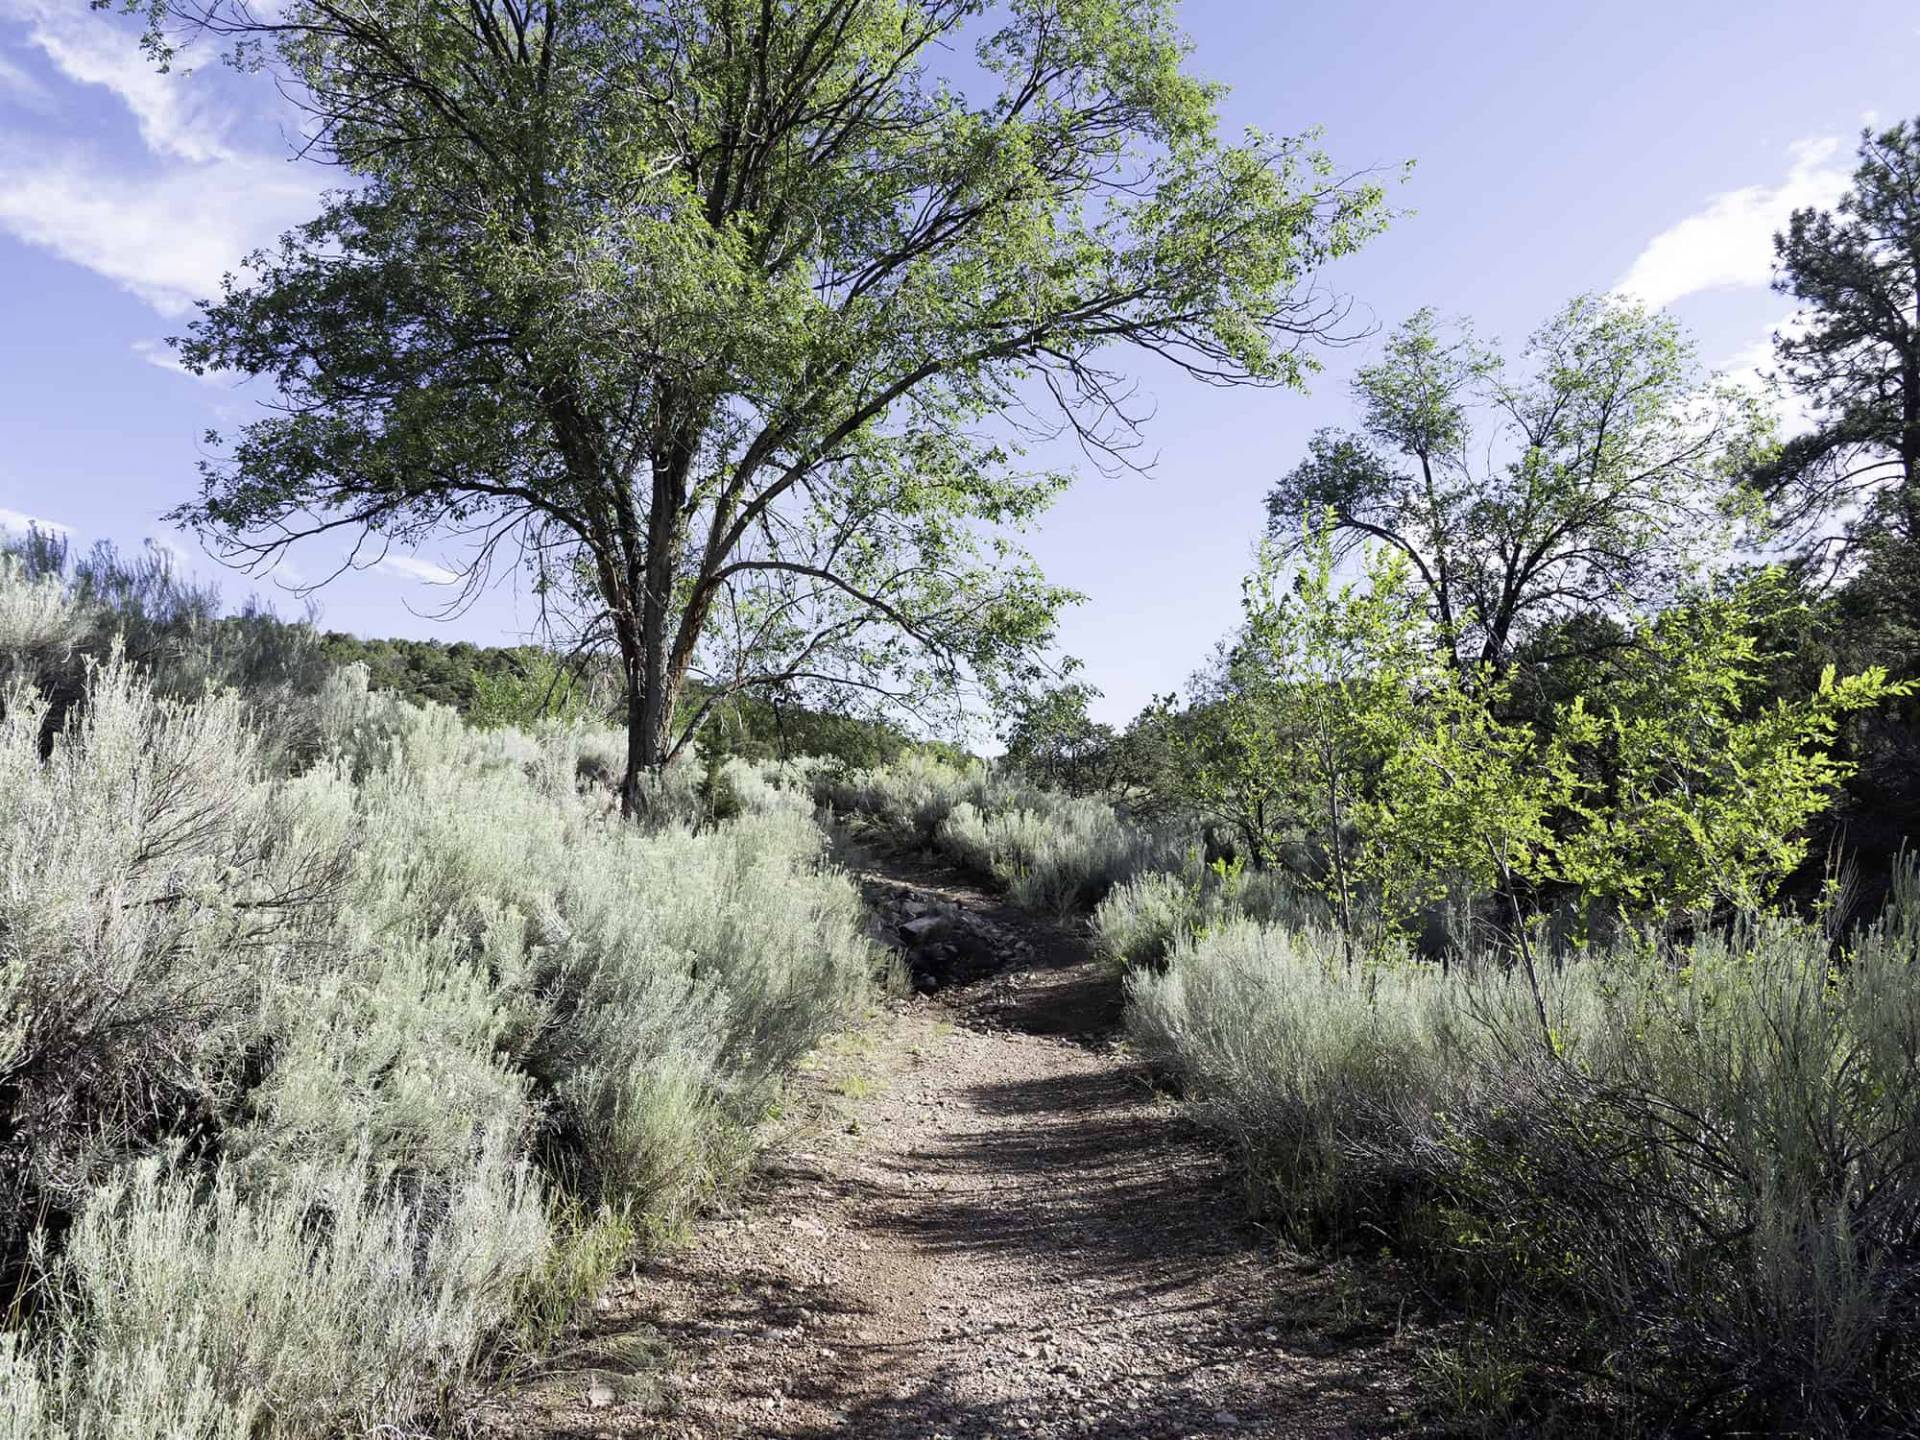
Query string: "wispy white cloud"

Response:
xmin=0 ymin=147 xmax=313 ymax=314
xmin=8 ymin=0 xmax=237 ymax=162
xmin=375 ymin=554 xmax=461 ymax=586
xmin=0 ymin=47 xmax=49 ymax=108
xmin=1616 ymin=137 xmax=1852 ymax=310
xmin=0 ymin=1 xmax=320 ymax=315
xmin=0 ymin=506 xmax=71 ymax=535
xmin=130 ymin=335 xmax=248 ymax=385
xmin=131 ymin=336 xmax=193 ymax=375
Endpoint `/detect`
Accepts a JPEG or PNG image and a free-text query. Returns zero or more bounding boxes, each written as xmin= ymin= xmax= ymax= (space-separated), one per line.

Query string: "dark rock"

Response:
xmin=901 ymin=914 xmax=953 ymax=944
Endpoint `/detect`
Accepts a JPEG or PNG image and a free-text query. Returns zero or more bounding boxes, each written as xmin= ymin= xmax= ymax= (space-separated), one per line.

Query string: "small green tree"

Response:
xmin=1154 ymin=647 xmax=1308 ymax=869
xmin=467 ymin=649 xmax=597 ymax=730
xmin=1553 ymin=575 xmax=1909 ymax=919
xmin=1236 ymin=519 xmax=1428 ymax=949
xmin=1376 ymin=573 xmax=1908 ymax=965
xmin=1370 ymin=661 xmax=1580 ymax=1037
xmin=998 ymin=679 xmax=1116 ymax=796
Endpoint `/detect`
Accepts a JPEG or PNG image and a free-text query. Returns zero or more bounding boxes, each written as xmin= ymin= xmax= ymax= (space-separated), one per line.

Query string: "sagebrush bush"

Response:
xmin=29 ymin=1141 xmax=546 ymax=1438
xmin=1090 ymin=868 xmax=1195 ymax=968
xmin=1092 ymin=858 xmax=1323 ymax=970
xmin=0 ymin=555 xmax=89 ymax=702
xmin=820 ymin=755 xmax=1182 ymax=913
xmin=937 ymin=795 xmax=1174 ymax=912
xmin=1130 ymin=879 xmax=1920 ymax=1432
xmin=0 ymin=535 xmax=340 ymax=760
xmin=0 ymin=658 xmax=345 ymax=1258
xmin=0 ymin=561 xmax=877 ymax=1436
xmin=814 ymin=752 xmax=989 ymax=846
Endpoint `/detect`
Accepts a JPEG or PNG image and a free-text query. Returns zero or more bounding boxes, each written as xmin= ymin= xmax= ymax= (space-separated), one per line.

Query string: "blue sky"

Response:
xmin=2 ymin=0 xmax=1916 ymax=731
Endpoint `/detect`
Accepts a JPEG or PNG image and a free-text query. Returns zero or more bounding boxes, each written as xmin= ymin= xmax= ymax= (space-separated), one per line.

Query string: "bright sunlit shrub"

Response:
xmin=0 ymin=558 xmax=877 ymax=1437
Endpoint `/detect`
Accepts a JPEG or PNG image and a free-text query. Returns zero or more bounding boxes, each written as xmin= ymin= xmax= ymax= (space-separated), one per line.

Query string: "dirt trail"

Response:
xmin=484 ymin=849 xmax=1422 ymax=1439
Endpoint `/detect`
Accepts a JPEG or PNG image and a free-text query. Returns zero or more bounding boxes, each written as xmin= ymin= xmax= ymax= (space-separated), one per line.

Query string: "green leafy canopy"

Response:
xmin=119 ymin=0 xmax=1394 ymax=800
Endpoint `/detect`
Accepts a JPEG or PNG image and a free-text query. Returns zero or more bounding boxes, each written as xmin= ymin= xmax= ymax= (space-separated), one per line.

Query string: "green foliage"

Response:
xmin=1151 ymin=512 xmax=1907 ymax=958
xmin=1550 ymin=576 xmax=1909 ymax=917
xmin=139 ymin=0 xmax=1390 ymax=801
xmin=1129 ymin=876 xmax=1920 ymax=1432
xmin=466 ymin=649 xmax=595 ymax=730
xmin=1267 ymin=297 xmax=1768 ymax=673
xmin=997 ymin=679 xmax=1120 ymax=796
xmin=687 ymin=685 xmax=918 ymax=772
xmin=1376 ymin=573 xmax=1907 ymax=926
xmin=1144 ymin=518 xmax=1430 ymax=930
xmin=1236 ymin=521 xmax=1430 ymax=936
xmin=318 ymin=632 xmax=551 ymax=714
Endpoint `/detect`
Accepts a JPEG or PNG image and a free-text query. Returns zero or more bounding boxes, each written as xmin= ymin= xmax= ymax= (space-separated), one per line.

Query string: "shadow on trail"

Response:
xmin=546 ymin=836 xmax=1430 ymax=1440
xmin=780 ymin=1359 xmax=1410 ymax=1439
xmin=868 ymin=1068 xmax=1243 ymax=1281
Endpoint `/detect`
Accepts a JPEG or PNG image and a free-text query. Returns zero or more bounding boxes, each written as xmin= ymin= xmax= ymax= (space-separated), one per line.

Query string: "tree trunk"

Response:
xmin=618 ymin=435 xmax=694 ymax=817
xmin=616 ymin=620 xmax=667 ymax=819
xmin=620 ymin=662 xmax=682 ymax=819
xmin=1900 ymin=331 xmax=1920 ymax=543
xmin=1324 ymin=726 xmax=1355 ymax=969
xmin=1494 ymin=851 xmax=1552 ymax=1046
xmin=618 ymin=551 xmax=681 ymax=818
xmin=620 ymin=665 xmax=651 ymax=818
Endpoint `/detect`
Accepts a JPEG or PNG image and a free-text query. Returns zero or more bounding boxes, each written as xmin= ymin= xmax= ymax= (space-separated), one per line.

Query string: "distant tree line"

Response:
xmin=319 ymin=631 xmax=938 ymax=769
xmin=3 ymin=529 xmax=934 ymax=773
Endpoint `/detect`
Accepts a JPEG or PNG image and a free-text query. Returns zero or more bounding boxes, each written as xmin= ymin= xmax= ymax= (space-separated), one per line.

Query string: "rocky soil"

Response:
xmin=479 ymin=845 xmax=1426 ymax=1438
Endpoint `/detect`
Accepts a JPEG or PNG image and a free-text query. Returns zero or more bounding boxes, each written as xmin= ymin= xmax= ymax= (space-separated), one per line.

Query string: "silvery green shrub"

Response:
xmin=0 ymin=658 xmax=346 ymax=1255
xmin=0 ymin=560 xmax=877 ymax=1436
xmin=35 ymin=1141 xmax=544 ymax=1437
xmin=821 ymin=756 xmax=1181 ymax=913
xmin=1130 ymin=881 xmax=1920 ymax=1430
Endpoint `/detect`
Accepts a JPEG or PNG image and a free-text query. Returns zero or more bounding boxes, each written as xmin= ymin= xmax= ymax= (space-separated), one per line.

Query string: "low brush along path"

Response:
xmin=482 ymin=841 xmax=1424 ymax=1439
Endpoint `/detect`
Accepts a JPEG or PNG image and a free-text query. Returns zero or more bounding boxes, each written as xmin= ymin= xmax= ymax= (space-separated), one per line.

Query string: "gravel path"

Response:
xmin=482 ymin=851 xmax=1423 ymax=1438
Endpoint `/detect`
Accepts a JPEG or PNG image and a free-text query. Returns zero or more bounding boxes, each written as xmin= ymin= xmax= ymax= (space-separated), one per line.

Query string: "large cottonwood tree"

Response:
xmin=132 ymin=0 xmax=1387 ymax=812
